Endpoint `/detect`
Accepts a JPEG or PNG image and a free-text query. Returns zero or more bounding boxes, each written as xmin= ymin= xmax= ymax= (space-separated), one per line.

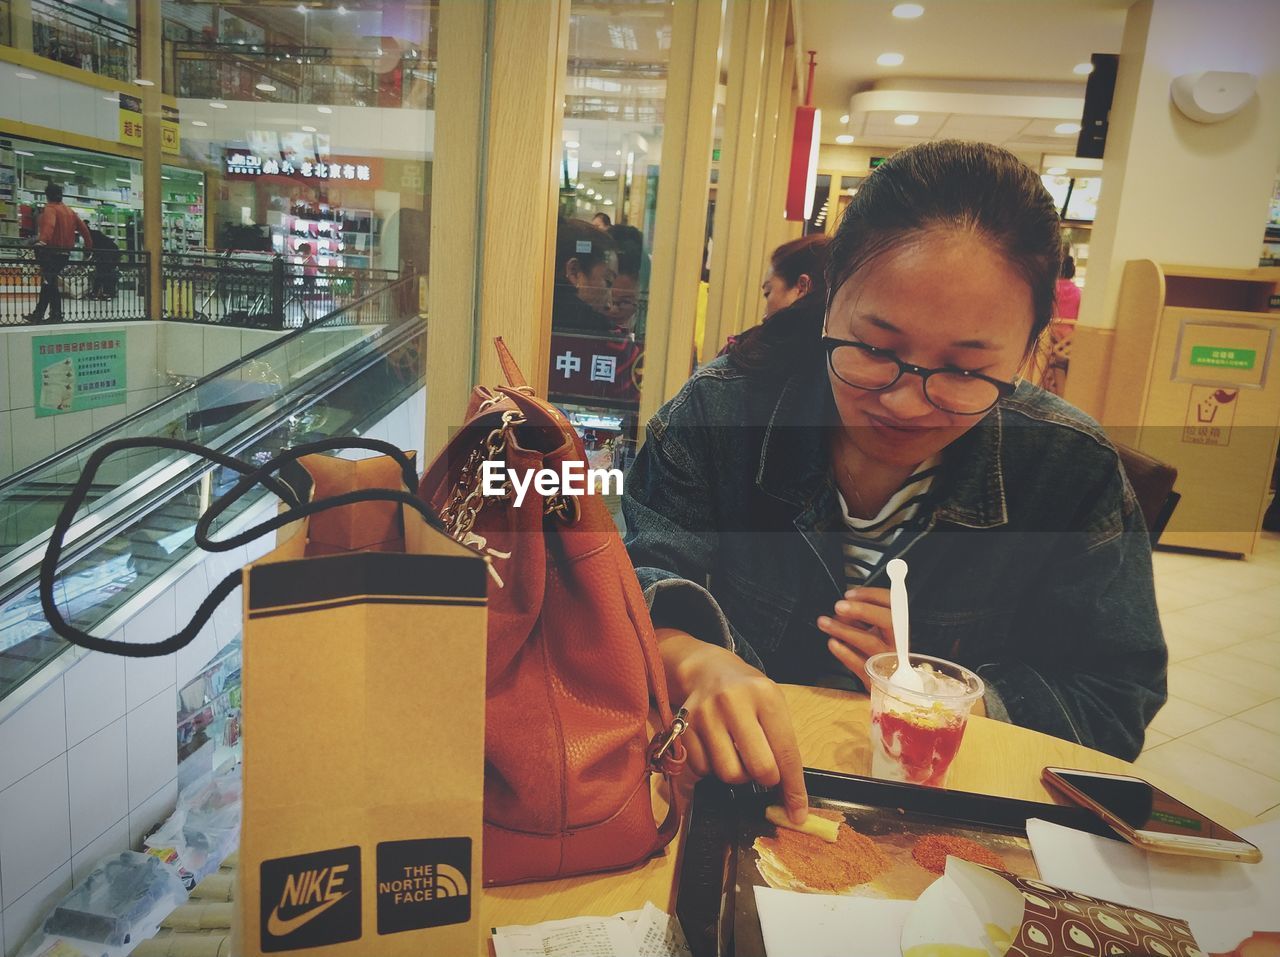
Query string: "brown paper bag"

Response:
xmin=232 ymin=452 xmax=488 ymax=957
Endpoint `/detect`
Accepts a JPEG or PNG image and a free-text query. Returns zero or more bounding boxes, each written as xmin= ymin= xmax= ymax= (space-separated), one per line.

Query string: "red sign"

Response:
xmin=547 ymin=333 xmax=642 ymax=405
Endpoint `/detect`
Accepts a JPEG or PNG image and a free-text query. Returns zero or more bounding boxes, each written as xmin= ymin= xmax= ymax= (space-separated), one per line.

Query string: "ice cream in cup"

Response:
xmin=865 ymin=652 xmax=984 ymax=787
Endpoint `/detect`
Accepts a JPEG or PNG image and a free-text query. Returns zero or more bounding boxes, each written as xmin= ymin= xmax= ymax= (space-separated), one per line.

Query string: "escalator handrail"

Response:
xmin=0 ymin=273 xmax=417 ymax=495
xmin=0 ymin=305 xmax=426 ymax=612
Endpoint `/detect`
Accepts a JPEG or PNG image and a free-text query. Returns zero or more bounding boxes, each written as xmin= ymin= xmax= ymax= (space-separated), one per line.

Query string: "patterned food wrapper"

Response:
xmin=902 ymin=858 xmax=1206 ymax=957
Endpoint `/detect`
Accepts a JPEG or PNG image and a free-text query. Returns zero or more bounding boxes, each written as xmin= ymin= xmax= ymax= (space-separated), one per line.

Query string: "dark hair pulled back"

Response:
xmin=729 ymin=140 xmax=1062 ymax=377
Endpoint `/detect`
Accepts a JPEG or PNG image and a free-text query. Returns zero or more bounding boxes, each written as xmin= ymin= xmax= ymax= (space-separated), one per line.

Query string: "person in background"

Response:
xmin=25 ymin=183 xmax=92 ymax=324
xmin=592 ymin=211 xmax=613 ymax=229
xmin=551 ymin=218 xmax=617 ymax=334
xmin=1055 ymin=254 xmax=1081 ymax=320
xmin=605 ymin=223 xmax=645 ymax=334
xmin=297 ymin=241 xmax=318 ymax=297
xmin=720 ymin=235 xmax=831 ymax=357
xmin=623 ymin=142 xmax=1165 ymax=822
xmin=86 ymin=225 xmax=120 ymax=300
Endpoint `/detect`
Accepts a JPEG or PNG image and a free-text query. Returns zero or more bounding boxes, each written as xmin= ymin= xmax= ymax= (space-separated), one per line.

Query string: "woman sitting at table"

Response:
xmin=622 ymin=141 xmax=1167 ymax=822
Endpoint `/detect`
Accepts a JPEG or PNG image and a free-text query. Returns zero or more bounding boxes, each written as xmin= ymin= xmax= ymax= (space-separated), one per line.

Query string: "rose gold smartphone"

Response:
xmin=1042 ymin=767 xmax=1262 ymax=863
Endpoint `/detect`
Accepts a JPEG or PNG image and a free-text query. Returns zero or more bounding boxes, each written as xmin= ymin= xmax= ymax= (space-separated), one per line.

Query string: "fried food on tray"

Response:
xmin=910 ymin=834 xmax=1007 ymax=874
xmin=755 ymin=808 xmax=890 ymax=893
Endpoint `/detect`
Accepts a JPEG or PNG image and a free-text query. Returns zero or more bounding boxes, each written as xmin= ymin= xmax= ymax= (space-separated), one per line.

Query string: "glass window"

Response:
xmin=548 ymin=0 xmax=676 ymax=476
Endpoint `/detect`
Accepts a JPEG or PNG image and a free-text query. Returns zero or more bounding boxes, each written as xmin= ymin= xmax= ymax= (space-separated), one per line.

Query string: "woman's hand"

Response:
xmin=817 ymin=586 xmax=895 ymax=687
xmin=656 ymin=628 xmax=808 ymax=824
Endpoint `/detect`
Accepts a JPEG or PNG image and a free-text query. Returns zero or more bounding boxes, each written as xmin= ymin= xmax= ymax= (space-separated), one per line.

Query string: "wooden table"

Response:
xmin=481 ymin=684 xmax=1253 ymax=932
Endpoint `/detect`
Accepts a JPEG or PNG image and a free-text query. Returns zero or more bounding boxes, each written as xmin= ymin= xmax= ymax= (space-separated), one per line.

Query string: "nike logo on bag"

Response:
xmin=266 ymin=891 xmax=349 ymax=937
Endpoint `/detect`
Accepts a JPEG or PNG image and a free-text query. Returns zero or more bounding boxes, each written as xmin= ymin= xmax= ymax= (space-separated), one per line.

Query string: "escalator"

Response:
xmin=0 ymin=276 xmax=427 ymax=704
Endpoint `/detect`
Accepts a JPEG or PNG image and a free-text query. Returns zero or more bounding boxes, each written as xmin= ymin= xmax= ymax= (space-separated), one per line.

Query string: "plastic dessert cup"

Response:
xmin=865 ymin=652 xmax=984 ymax=788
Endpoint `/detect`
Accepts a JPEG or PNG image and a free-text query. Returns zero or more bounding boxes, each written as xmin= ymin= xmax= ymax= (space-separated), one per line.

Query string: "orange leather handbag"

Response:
xmin=420 ymin=340 xmax=687 ymax=886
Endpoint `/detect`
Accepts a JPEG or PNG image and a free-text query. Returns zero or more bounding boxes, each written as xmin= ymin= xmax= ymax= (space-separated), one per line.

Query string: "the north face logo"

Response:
xmin=376 ymin=838 xmax=472 ymax=935
xmin=260 ymin=846 xmax=361 ymax=952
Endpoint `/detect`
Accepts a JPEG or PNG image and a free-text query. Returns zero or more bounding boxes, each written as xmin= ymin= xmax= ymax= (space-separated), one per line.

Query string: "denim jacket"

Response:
xmin=622 ymin=356 xmax=1167 ymax=761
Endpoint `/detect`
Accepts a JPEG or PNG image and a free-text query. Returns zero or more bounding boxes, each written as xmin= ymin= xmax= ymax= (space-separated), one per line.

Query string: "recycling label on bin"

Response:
xmin=1189 ymin=346 xmax=1256 ymax=370
xmin=1182 ymin=386 xmax=1238 ymax=447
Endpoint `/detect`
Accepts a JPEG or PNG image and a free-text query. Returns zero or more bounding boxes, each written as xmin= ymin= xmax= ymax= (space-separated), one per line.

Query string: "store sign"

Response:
xmin=1189 ymin=345 xmax=1257 ymax=370
xmin=117 ymin=95 xmax=180 ymax=155
xmin=224 ymin=151 xmax=377 ymax=185
xmin=32 ymin=331 xmax=127 ymax=417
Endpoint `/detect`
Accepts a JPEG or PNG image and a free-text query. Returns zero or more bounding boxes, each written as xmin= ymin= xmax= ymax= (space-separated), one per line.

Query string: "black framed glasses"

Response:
xmin=822 ymin=336 xmax=1017 ymax=416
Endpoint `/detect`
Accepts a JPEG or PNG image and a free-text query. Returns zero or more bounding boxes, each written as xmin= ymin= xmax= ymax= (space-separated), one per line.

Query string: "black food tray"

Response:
xmin=675 ymin=768 xmax=1117 ymax=957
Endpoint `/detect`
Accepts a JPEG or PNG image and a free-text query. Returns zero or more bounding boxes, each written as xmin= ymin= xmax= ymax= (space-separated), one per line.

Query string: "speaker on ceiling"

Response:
xmin=1076 ymin=53 xmax=1119 ymax=160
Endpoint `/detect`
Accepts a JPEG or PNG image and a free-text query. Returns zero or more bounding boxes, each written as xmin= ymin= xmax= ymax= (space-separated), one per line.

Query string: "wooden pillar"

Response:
xmin=764 ymin=43 xmax=802 ymax=276
xmin=475 ymin=0 xmax=570 ymax=393
xmin=425 ymin=0 xmax=488 ymax=455
xmin=641 ymin=0 xmax=725 ymax=421
xmin=702 ymin=0 xmax=770 ymax=361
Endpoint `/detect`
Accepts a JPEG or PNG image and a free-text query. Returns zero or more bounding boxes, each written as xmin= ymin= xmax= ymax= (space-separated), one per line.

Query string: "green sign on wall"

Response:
xmin=1189 ymin=346 xmax=1257 ymax=370
xmin=32 ymin=331 xmax=128 ymax=417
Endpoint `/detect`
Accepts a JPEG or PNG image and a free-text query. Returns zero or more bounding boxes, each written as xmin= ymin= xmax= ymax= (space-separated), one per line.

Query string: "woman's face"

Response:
xmin=823 ymin=231 xmax=1034 ymax=469
xmin=761 ymin=268 xmax=807 ymax=319
xmin=568 ymin=253 xmax=617 ymax=312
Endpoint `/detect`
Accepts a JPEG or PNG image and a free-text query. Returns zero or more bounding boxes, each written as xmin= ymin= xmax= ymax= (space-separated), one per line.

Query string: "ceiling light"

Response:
xmin=104 ymin=94 xmax=118 ymax=101
xmin=15 ymin=71 xmax=37 ymax=80
xmin=296 ymin=3 xmax=306 ymax=12
xmin=877 ymin=52 xmax=905 ymax=67
xmin=894 ymin=113 xmax=920 ymax=126
xmin=1055 ymin=122 xmax=1081 ymax=134
xmin=15 ymin=149 xmax=34 ymax=157
xmin=591 ymin=160 xmax=602 ymax=168
xmin=43 ymin=166 xmax=75 ymax=174
xmin=835 ymin=134 xmax=855 ymax=145
xmin=72 ymin=160 xmax=104 ymax=168
xmin=192 ymin=120 xmax=208 ymax=127
xmin=133 ymin=78 xmax=155 ymax=87
xmin=1046 ymin=166 xmax=1067 ymax=176
xmin=604 ymin=199 xmax=614 ymax=206
xmin=565 ymin=140 xmax=580 ymax=149
xmin=209 ymin=101 xmax=227 ymax=109
xmin=892 ymin=3 xmax=924 ymax=17
xmin=603 ymin=170 xmax=616 ymax=178
xmin=317 ymin=105 xmax=333 ymax=114
xmin=337 ymin=4 xmax=348 ymax=12
xmin=256 ymin=82 xmax=277 ymax=92
xmin=1073 ymin=62 xmax=1094 ymax=76
xmin=615 ymin=149 xmax=622 ymax=156
xmin=116 ymin=177 xmax=131 ymax=183
xmin=839 ymin=113 xmax=849 ymax=124
xmin=301 ymin=125 xmax=317 ymax=132
xmin=162 ymin=175 xmax=171 ymax=180
xmin=576 ymin=183 xmax=586 ymax=190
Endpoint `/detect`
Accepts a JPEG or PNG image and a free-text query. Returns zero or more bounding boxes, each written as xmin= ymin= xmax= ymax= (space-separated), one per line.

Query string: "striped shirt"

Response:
xmin=836 ymin=457 xmax=940 ymax=588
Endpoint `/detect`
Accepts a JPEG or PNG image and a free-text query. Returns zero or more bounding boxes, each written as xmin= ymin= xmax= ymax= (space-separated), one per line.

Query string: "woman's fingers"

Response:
xmin=818 ymin=610 xmax=891 ymax=659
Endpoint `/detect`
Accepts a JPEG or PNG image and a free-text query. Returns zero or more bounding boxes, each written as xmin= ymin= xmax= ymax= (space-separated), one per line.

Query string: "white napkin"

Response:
xmin=752 ymin=886 xmax=914 ymax=957
xmin=1027 ymin=817 xmax=1280 ymax=953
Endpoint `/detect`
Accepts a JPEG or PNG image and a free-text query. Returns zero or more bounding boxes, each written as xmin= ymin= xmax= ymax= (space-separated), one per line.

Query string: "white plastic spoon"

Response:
xmin=886 ymin=558 xmax=924 ymax=692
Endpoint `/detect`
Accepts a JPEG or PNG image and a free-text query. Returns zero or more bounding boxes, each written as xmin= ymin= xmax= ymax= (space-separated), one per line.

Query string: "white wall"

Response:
xmin=1079 ymin=0 xmax=1280 ymax=332
xmin=0 ymin=384 xmax=425 ymax=956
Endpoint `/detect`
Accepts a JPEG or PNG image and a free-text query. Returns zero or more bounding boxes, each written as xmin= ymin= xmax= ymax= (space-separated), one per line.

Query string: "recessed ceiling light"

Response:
xmin=15 ymin=71 xmax=37 ymax=80
xmin=877 ymin=52 xmax=905 ymax=67
xmin=1073 ymin=62 xmax=1094 ymax=76
xmin=256 ymin=82 xmax=277 ymax=92
xmin=296 ymin=3 xmax=306 ymax=12
xmin=301 ymin=125 xmax=317 ymax=132
xmin=15 ymin=149 xmax=34 ymax=156
xmin=894 ymin=113 xmax=920 ymax=126
xmin=591 ymin=160 xmax=602 ymax=168
xmin=210 ymin=101 xmax=228 ymax=109
xmin=116 ymin=177 xmax=132 ymax=183
xmin=615 ymin=149 xmax=622 ymax=156
xmin=192 ymin=120 xmax=208 ymax=127
xmin=133 ymin=78 xmax=155 ymax=87
xmin=1055 ymin=122 xmax=1081 ymax=134
xmin=604 ymin=199 xmax=614 ymax=206
xmin=835 ymin=134 xmax=855 ymax=145
xmin=317 ymin=105 xmax=333 ymax=114
xmin=1046 ymin=166 xmax=1067 ymax=175
xmin=565 ymin=140 xmax=580 ymax=149
xmin=337 ymin=4 xmax=348 ymax=12
xmin=576 ymin=183 xmax=586 ymax=190
xmin=892 ymin=3 xmax=925 ymax=17
xmin=839 ymin=113 xmax=849 ymax=124
xmin=603 ymin=170 xmax=616 ymax=178
xmin=43 ymin=166 xmax=75 ymax=174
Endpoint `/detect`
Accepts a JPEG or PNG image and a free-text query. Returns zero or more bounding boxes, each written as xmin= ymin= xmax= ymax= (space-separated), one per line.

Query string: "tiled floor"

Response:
xmin=1136 ymin=528 xmax=1280 ymax=823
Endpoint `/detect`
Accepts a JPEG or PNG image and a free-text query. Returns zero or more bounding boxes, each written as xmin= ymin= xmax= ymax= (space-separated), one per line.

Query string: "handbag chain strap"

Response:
xmin=439 ymin=410 xmax=524 ymax=586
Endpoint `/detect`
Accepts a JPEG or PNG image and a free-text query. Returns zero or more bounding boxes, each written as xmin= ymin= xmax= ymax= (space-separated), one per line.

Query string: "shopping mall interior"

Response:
xmin=0 ymin=0 xmax=1277 ymax=954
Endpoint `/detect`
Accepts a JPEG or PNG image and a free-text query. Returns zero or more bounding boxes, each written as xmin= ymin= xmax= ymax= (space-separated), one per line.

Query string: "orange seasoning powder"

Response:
xmin=911 ymin=834 xmax=1006 ymax=875
xmin=756 ymin=809 xmax=890 ymax=893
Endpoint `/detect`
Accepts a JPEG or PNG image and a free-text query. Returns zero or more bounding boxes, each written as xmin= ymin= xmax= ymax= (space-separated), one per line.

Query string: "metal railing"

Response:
xmin=30 ymin=0 xmax=138 ymax=83
xmin=0 ymin=247 xmax=150 ymax=326
xmin=170 ymin=42 xmax=435 ymax=109
xmin=160 ymin=252 xmax=401 ymax=328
